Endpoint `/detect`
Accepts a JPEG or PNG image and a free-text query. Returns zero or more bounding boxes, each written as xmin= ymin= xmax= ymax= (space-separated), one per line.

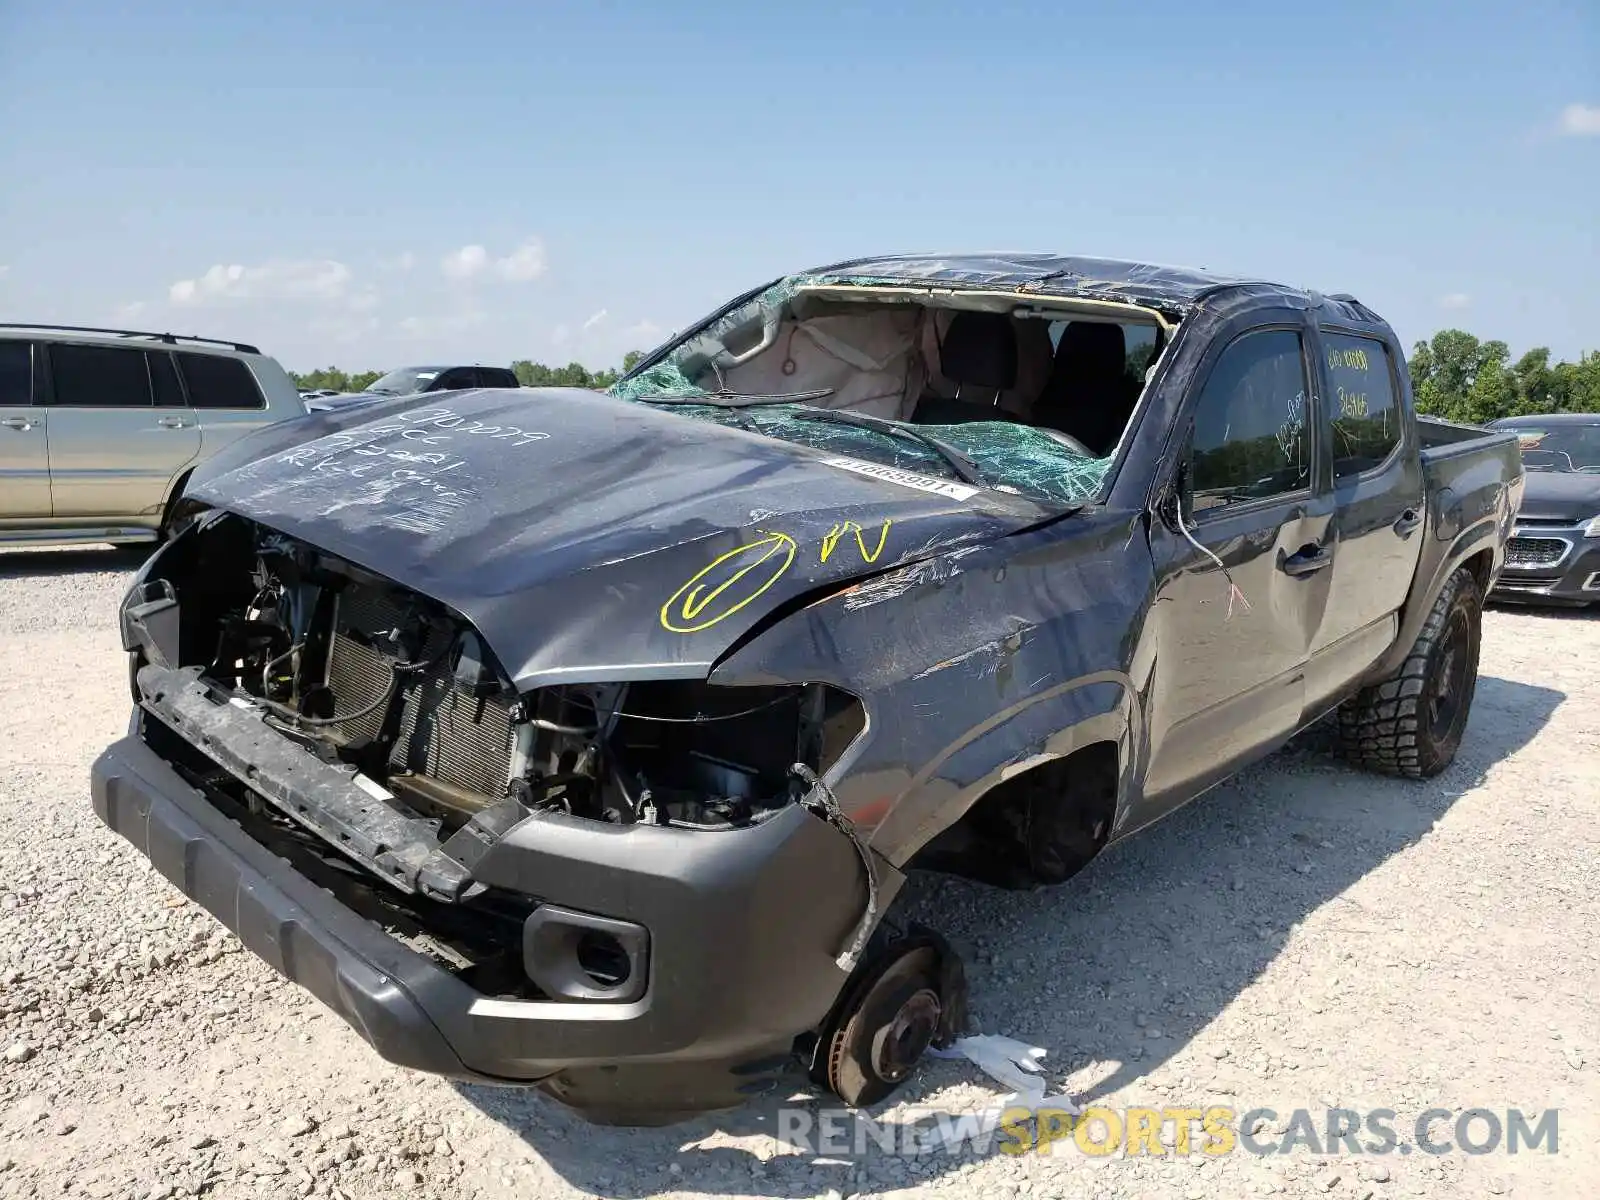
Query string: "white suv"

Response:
xmin=0 ymin=324 xmax=308 ymax=548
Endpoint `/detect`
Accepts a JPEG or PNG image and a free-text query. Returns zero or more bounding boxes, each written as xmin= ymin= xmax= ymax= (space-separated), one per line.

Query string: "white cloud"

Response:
xmin=1558 ymin=103 xmax=1600 ymax=136
xmin=169 ymin=259 xmax=353 ymax=306
xmin=0 ymin=265 xmax=9 ymax=279
xmin=380 ymin=251 xmax=416 ymax=272
xmin=114 ymin=301 xmax=147 ymax=321
xmin=441 ymin=245 xmax=489 ymax=280
xmin=440 ymin=238 xmax=547 ymax=283
xmin=550 ymin=322 xmax=572 ymax=347
xmin=580 ymin=308 xmax=608 ymax=332
xmin=495 ymin=239 xmax=546 ymax=282
xmin=1439 ymin=293 xmax=1472 ymax=310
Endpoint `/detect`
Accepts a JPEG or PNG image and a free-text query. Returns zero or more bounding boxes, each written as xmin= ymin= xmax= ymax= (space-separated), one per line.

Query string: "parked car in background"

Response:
xmin=1485 ymin=412 xmax=1600 ymax=606
xmin=303 ymin=364 xmax=521 ymax=412
xmin=95 ymin=253 xmax=1522 ymax=1126
xmin=0 ymin=324 xmax=307 ymax=549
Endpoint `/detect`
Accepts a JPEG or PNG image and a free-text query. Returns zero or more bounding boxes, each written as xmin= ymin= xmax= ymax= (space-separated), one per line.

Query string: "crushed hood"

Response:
xmin=1515 ymin=471 xmax=1600 ymax=524
xmin=186 ymin=387 xmax=1058 ymax=690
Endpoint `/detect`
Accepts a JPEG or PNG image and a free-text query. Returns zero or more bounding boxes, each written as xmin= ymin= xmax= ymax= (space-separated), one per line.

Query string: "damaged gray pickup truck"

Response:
xmin=92 ymin=254 xmax=1525 ymax=1125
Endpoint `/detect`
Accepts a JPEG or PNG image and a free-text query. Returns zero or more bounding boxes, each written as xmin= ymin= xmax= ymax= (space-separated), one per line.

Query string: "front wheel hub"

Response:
xmin=811 ymin=929 xmax=966 ymax=1108
xmin=871 ymin=986 xmax=941 ymax=1081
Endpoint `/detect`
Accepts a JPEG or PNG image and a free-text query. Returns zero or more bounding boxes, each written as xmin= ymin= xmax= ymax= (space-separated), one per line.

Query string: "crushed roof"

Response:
xmin=802 ymin=252 xmax=1323 ymax=310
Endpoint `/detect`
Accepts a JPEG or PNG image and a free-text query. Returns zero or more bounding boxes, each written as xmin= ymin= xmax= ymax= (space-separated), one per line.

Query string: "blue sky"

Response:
xmin=1 ymin=0 xmax=1595 ymax=374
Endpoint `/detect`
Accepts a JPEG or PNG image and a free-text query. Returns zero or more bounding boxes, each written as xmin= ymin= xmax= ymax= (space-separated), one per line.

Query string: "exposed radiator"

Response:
xmin=324 ymin=588 xmax=515 ymax=800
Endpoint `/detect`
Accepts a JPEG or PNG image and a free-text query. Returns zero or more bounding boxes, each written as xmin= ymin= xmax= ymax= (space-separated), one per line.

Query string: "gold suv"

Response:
xmin=0 ymin=324 xmax=307 ymax=548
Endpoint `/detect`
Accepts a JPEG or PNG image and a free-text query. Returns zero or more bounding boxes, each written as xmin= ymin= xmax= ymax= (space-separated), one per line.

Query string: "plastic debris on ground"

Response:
xmin=908 ymin=1034 xmax=1083 ymax=1151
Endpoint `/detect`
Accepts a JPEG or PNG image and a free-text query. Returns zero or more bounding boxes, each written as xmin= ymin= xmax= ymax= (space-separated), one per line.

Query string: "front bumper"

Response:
xmin=1489 ymin=527 xmax=1600 ymax=606
xmin=92 ymin=726 xmax=895 ymax=1123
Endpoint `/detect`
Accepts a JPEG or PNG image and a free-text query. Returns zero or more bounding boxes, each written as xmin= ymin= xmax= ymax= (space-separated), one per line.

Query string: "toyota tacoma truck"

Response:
xmin=91 ymin=254 xmax=1524 ymax=1126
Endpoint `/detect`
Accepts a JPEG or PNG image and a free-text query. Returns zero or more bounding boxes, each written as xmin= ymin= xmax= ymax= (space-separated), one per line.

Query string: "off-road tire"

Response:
xmin=1336 ymin=565 xmax=1482 ymax=779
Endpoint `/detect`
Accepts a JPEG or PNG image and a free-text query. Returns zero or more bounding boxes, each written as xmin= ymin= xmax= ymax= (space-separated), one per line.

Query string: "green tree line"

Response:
xmin=509 ymin=350 xmax=646 ymax=391
xmin=1408 ymin=331 xmax=1600 ymax=424
xmin=290 ymin=351 xmax=646 ymax=395
xmin=292 ymin=333 xmax=1600 ymax=427
xmin=292 ymin=366 xmax=384 ymax=393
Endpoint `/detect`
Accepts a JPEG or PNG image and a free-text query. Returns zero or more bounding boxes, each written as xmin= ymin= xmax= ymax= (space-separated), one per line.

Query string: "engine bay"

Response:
xmin=129 ymin=513 xmax=866 ymax=869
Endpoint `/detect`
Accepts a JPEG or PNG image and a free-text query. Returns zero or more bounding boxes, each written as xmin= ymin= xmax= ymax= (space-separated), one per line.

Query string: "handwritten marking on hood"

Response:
xmin=394 ymin=407 xmax=549 ymax=447
xmin=661 ymin=519 xmax=897 ymax=634
xmin=660 ymin=531 xmax=798 ymax=633
xmin=820 ymin=519 xmax=893 ymax=565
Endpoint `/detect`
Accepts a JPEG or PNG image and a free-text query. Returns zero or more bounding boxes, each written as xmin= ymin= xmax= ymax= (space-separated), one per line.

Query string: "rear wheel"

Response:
xmin=1336 ymin=565 xmax=1483 ymax=778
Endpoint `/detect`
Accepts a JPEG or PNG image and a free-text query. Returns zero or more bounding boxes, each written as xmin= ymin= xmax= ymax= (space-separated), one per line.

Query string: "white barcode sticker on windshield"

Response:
xmin=819 ymin=456 xmax=980 ymax=501
xmin=352 ymin=773 xmax=394 ymax=802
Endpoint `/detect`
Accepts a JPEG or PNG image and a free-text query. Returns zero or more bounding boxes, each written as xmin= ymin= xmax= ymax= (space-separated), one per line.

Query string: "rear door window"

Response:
xmin=0 ymin=341 xmax=31 ymax=405
xmin=1323 ymin=334 xmax=1400 ymax=480
xmin=175 ymin=353 xmax=265 ymax=409
xmin=1188 ymin=327 xmax=1313 ymax=513
xmin=477 ymin=367 xmax=520 ymax=388
xmin=48 ymin=344 xmax=154 ymax=407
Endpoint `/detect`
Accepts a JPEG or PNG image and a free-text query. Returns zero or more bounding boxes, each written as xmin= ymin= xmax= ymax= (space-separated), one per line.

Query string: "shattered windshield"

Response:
xmin=1503 ymin=424 xmax=1600 ymax=472
xmin=635 ymin=402 xmax=1112 ymax=502
xmin=607 ymin=273 xmax=1147 ymax=508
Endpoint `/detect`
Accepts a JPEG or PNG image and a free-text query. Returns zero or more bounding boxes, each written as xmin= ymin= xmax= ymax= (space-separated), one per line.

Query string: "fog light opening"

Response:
xmin=574 ymin=930 xmax=631 ymax=989
xmin=523 ymin=905 xmax=649 ymax=1002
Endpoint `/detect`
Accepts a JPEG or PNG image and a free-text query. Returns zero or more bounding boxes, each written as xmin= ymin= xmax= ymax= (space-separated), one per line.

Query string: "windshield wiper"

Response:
xmin=777 ymin=407 xmax=985 ymax=486
xmin=637 ymin=388 xmax=835 ymax=407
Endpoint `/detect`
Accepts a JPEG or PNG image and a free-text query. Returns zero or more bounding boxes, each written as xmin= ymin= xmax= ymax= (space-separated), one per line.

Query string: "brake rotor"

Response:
xmin=820 ymin=944 xmax=944 ymax=1107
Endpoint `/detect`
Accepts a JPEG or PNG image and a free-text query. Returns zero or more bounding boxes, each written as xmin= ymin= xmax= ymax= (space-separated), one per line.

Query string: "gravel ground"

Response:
xmin=1 ymin=546 xmax=1596 ymax=1200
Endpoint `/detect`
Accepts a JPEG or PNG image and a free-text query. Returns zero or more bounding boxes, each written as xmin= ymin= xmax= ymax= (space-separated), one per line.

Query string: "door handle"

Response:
xmin=156 ymin=415 xmax=192 ymax=428
xmin=1393 ymin=508 xmax=1422 ymax=537
xmin=1279 ymin=544 xmax=1333 ymax=577
xmin=1 ymin=417 xmax=34 ymax=431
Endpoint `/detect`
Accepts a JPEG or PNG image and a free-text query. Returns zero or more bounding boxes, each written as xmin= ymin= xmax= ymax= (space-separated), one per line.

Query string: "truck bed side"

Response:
xmin=1365 ymin=420 xmax=1523 ymax=681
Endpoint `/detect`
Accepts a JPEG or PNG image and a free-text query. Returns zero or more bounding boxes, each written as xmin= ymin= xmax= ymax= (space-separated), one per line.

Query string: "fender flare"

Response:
xmin=874 ymin=672 xmax=1141 ymax=869
xmin=1363 ymin=513 xmax=1499 ymax=683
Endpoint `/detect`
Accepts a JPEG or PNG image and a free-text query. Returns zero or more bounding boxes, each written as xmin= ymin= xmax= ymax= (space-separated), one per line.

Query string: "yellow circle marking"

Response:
xmin=660 ymin=531 xmax=798 ymax=633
